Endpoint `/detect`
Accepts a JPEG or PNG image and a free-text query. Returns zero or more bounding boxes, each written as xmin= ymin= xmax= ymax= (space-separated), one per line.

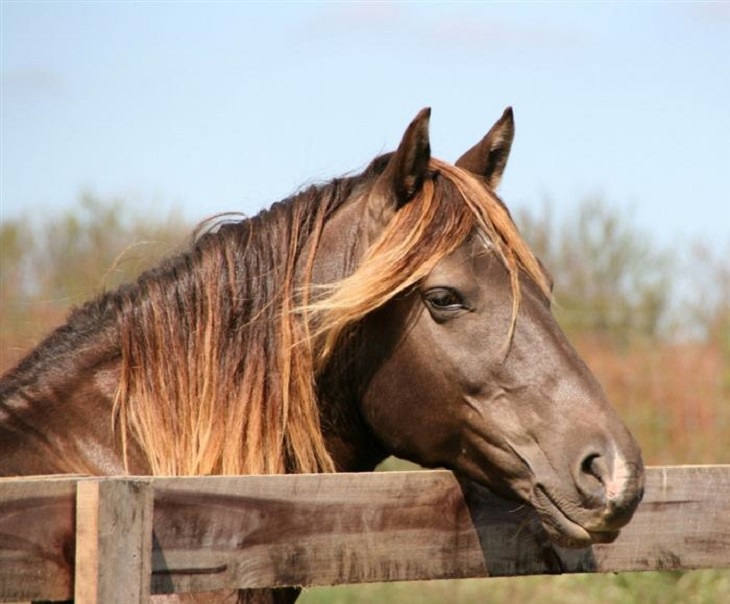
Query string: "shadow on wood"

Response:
xmin=457 ymin=477 xmax=598 ymax=576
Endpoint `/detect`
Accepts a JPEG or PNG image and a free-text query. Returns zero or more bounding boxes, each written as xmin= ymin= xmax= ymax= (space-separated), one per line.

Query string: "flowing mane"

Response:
xmin=113 ymin=171 xmax=363 ymax=476
xmin=113 ymin=155 xmax=549 ymax=477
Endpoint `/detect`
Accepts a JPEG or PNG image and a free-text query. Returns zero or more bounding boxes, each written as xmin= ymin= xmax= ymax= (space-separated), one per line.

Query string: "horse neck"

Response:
xmin=306 ymin=192 xmax=391 ymax=473
xmin=0 ymin=296 xmax=139 ymax=475
xmin=316 ymin=351 xmax=390 ymax=473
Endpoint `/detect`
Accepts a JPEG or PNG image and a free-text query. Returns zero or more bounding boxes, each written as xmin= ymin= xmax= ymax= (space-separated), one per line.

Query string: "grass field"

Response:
xmin=299 ymin=570 xmax=730 ymax=604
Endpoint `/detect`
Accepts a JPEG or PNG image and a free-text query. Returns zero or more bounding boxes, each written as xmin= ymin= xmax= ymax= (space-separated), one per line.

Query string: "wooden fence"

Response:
xmin=1 ymin=465 xmax=729 ymax=603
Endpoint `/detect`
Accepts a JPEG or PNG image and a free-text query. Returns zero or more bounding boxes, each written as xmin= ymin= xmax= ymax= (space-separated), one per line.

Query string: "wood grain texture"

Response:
xmin=75 ymin=478 xmax=153 ymax=603
xmin=461 ymin=465 xmax=730 ymax=576
xmin=150 ymin=471 xmax=485 ymax=594
xmin=149 ymin=466 xmax=730 ymax=593
xmin=0 ymin=475 xmax=79 ymax=602
xmin=1 ymin=466 xmax=730 ymax=603
xmin=592 ymin=466 xmax=730 ymax=572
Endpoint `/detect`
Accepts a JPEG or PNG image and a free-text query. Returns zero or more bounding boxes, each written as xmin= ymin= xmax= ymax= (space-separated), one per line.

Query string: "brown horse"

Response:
xmin=0 ymin=108 xmax=644 ymax=603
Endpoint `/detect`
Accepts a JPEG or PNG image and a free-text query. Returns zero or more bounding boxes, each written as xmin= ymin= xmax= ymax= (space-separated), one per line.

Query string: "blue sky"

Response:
xmin=2 ymin=2 xmax=729 ymax=250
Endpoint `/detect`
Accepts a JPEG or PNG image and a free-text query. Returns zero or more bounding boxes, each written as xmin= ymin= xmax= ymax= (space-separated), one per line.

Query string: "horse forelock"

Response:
xmin=308 ymin=158 xmax=551 ymax=370
xmin=435 ymin=160 xmax=552 ymax=344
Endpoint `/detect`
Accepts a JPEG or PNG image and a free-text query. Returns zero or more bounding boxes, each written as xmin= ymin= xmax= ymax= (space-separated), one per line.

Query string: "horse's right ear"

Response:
xmin=367 ymin=108 xmax=431 ymax=240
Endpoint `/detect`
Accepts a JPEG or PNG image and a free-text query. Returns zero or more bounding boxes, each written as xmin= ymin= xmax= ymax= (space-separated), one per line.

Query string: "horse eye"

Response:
xmin=423 ymin=287 xmax=466 ymax=312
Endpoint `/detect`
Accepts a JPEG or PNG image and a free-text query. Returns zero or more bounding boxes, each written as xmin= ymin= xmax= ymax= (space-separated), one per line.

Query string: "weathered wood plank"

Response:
xmin=151 ymin=471 xmax=485 ymax=594
xmin=149 ymin=466 xmax=730 ymax=593
xmin=592 ymin=465 xmax=730 ymax=572
xmin=75 ymin=478 xmax=153 ymax=604
xmin=462 ymin=465 xmax=730 ymax=576
xmin=1 ymin=466 xmax=730 ymax=602
xmin=0 ymin=475 xmax=79 ymax=602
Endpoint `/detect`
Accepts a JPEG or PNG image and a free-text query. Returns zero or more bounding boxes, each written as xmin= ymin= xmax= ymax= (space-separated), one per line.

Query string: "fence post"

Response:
xmin=75 ymin=478 xmax=153 ymax=604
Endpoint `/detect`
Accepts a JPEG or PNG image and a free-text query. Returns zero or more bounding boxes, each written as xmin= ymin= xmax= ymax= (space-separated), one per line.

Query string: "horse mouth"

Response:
xmin=533 ymin=485 xmax=620 ymax=548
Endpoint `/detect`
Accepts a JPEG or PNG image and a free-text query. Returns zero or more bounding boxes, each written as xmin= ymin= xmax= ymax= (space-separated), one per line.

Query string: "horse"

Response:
xmin=0 ymin=108 xmax=644 ymax=603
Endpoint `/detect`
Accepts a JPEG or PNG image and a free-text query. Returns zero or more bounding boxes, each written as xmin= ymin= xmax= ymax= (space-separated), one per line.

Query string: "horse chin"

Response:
xmin=451 ymin=457 xmax=623 ymax=548
xmin=533 ymin=485 xmax=620 ymax=549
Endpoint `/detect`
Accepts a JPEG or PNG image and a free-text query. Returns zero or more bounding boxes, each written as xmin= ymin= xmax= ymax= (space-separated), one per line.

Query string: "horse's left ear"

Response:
xmin=456 ymin=106 xmax=514 ymax=189
xmin=368 ymin=107 xmax=431 ymax=240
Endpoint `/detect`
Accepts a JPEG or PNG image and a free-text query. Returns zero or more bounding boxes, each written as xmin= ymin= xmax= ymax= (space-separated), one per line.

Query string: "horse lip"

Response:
xmin=533 ymin=484 xmax=620 ymax=548
xmin=458 ymin=429 xmax=627 ymax=547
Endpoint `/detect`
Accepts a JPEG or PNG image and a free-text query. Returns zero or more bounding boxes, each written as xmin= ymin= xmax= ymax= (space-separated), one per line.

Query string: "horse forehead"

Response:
xmin=427 ymin=236 xmax=501 ymax=281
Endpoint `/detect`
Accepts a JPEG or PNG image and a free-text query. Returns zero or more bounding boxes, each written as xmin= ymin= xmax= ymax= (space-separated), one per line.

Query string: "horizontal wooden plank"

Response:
xmin=149 ymin=465 xmax=730 ymax=593
xmin=0 ymin=475 xmax=80 ymax=602
xmin=591 ymin=465 xmax=730 ymax=572
xmin=151 ymin=471 xmax=485 ymax=594
xmin=463 ymin=465 xmax=730 ymax=577
xmin=1 ymin=466 xmax=730 ymax=602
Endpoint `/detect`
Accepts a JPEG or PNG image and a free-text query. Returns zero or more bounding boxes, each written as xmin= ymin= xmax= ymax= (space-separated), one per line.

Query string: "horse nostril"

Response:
xmin=581 ymin=453 xmax=608 ymax=484
xmin=576 ymin=452 xmax=610 ymax=505
xmin=574 ymin=448 xmax=643 ymax=530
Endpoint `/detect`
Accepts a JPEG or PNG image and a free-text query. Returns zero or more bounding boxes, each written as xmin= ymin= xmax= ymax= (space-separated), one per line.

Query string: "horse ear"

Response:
xmin=367 ymin=107 xmax=431 ymax=239
xmin=455 ymin=106 xmax=514 ymax=189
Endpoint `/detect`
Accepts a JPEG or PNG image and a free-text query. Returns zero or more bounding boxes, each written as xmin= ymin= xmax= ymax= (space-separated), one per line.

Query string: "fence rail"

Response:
xmin=1 ymin=466 xmax=729 ymax=603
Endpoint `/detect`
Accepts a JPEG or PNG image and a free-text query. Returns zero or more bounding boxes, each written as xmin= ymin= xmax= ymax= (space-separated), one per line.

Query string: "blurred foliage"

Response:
xmin=1 ymin=193 xmax=729 ymax=602
xmin=0 ymin=193 xmax=188 ymax=370
xmin=681 ymin=242 xmax=730 ymax=361
xmin=11 ymin=193 xmax=188 ymax=302
xmin=518 ymin=199 xmax=674 ymax=345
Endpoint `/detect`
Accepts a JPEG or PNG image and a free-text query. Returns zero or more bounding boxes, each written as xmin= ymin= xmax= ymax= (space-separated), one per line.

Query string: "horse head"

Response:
xmin=312 ymin=108 xmax=644 ymax=548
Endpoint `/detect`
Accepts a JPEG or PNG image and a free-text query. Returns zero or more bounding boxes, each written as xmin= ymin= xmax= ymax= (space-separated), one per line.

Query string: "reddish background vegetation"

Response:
xmin=575 ymin=336 xmax=729 ymax=464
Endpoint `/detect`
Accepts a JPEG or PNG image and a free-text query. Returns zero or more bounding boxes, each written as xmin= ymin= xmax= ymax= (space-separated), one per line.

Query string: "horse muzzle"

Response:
xmin=531 ymin=446 xmax=645 ymax=548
